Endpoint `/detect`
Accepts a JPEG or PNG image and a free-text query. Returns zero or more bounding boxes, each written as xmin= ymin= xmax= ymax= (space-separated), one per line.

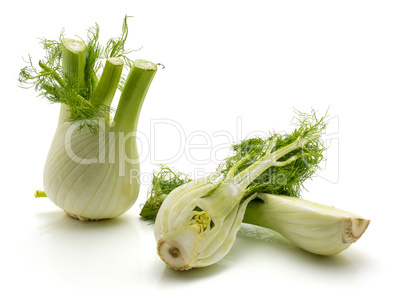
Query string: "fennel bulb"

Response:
xmin=142 ymin=166 xmax=370 ymax=257
xmin=153 ymin=112 xmax=328 ymax=270
xmin=20 ymin=17 xmax=157 ymax=220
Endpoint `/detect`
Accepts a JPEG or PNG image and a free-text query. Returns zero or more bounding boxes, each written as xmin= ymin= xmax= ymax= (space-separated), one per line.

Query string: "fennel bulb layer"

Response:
xmin=243 ymin=194 xmax=370 ymax=255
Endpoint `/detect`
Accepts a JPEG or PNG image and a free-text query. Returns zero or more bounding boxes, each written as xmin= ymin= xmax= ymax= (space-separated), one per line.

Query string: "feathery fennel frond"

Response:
xmin=231 ymin=109 xmax=327 ymax=198
xmin=140 ymin=166 xmax=192 ymax=219
xmin=105 ymin=15 xmax=135 ymax=66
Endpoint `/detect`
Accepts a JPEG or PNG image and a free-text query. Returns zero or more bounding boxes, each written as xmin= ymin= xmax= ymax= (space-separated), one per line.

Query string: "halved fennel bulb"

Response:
xmin=154 ymin=122 xmax=325 ymax=270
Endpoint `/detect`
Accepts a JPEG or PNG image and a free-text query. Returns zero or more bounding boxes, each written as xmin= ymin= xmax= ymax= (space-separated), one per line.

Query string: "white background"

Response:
xmin=1 ymin=0 xmax=401 ymax=299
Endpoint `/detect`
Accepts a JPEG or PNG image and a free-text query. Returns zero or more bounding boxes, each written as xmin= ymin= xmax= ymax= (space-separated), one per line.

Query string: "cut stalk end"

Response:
xmin=134 ymin=59 xmax=158 ymax=71
xmin=108 ymin=57 xmax=124 ymax=66
xmin=62 ymin=38 xmax=86 ymax=53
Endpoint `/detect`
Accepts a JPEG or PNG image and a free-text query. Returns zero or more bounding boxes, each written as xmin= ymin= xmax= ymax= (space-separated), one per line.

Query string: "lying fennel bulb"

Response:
xmin=19 ymin=17 xmax=158 ymax=220
xmin=152 ymin=112 xmax=335 ymax=270
xmin=143 ymin=112 xmax=370 ymax=269
xmin=141 ymin=166 xmax=370 ymax=256
xmin=143 ymin=173 xmax=369 ymax=256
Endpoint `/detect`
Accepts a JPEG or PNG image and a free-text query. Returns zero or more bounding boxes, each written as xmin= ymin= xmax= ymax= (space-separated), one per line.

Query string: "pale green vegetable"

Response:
xmin=154 ymin=112 xmax=329 ymax=270
xmin=142 ymin=167 xmax=370 ymax=258
xmin=19 ymin=17 xmax=158 ymax=220
xmin=140 ymin=166 xmax=370 ymax=255
xmin=243 ymin=194 xmax=370 ymax=255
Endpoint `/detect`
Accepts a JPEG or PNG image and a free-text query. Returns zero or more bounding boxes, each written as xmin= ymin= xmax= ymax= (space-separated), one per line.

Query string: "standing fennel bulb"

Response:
xmin=19 ymin=17 xmax=158 ymax=220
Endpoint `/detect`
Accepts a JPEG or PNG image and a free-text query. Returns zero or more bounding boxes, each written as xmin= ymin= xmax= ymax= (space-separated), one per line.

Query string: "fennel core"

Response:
xmin=20 ymin=17 xmax=158 ymax=221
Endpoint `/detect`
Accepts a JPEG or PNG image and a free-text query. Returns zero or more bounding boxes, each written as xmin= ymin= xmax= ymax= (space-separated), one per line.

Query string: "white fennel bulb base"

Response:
xmin=43 ymin=118 xmax=140 ymax=221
